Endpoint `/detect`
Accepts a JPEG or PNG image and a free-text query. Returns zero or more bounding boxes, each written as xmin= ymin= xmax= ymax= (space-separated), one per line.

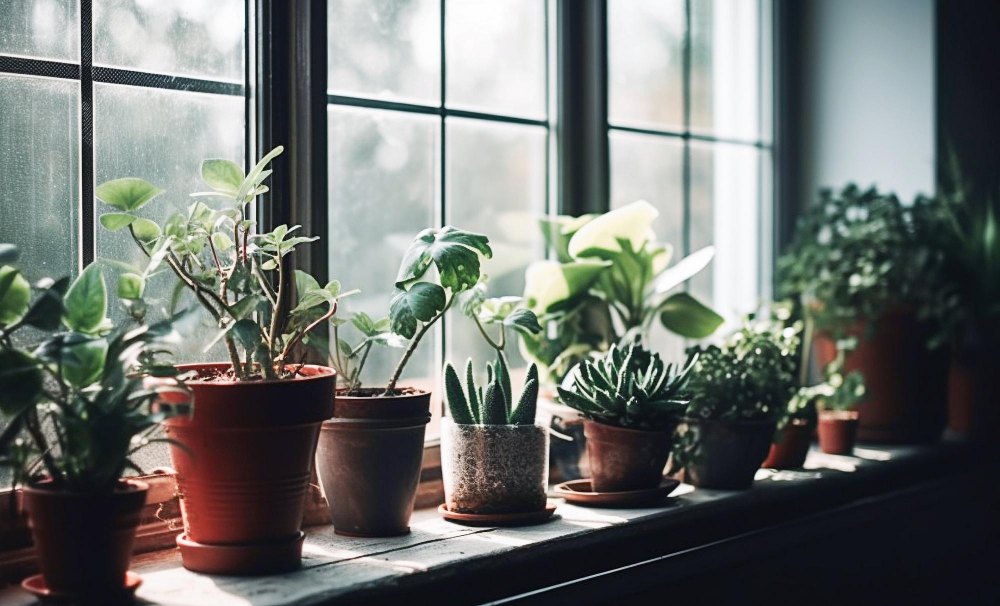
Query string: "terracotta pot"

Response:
xmin=815 ymin=309 xmax=947 ymax=444
xmin=583 ymin=419 xmax=673 ymax=492
xmin=762 ymin=417 xmax=814 ymax=469
xmin=316 ymin=389 xmax=431 ymax=537
xmin=161 ymin=363 xmax=335 ymax=575
xmin=946 ymin=343 xmax=1000 ymax=442
xmin=21 ymin=479 xmax=147 ymax=599
xmin=441 ymin=418 xmax=549 ymax=514
xmin=678 ymin=417 xmax=776 ymax=490
xmin=818 ymin=409 xmax=860 ymax=455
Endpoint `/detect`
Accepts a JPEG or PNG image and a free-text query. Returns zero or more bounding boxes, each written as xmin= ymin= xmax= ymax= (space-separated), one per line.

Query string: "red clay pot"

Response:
xmin=945 ymin=344 xmax=1000 ymax=443
xmin=583 ymin=419 xmax=673 ymax=492
xmin=21 ymin=479 xmax=147 ymax=599
xmin=815 ymin=309 xmax=947 ymax=444
xmin=161 ymin=363 xmax=335 ymax=575
xmin=316 ymin=389 xmax=431 ymax=537
xmin=762 ymin=418 xmax=814 ymax=469
xmin=678 ymin=417 xmax=777 ymax=490
xmin=817 ymin=409 xmax=860 ymax=455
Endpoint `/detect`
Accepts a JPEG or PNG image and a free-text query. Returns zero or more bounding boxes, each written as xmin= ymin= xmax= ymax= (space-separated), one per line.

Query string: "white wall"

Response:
xmin=798 ymin=0 xmax=935 ymax=204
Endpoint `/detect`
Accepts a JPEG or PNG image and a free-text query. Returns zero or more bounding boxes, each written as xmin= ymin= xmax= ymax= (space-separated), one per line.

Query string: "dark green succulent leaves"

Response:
xmin=443 ymin=354 xmax=540 ymax=426
xmin=394 ymin=226 xmax=492 ymax=291
xmin=389 ymin=283 xmax=447 ymax=339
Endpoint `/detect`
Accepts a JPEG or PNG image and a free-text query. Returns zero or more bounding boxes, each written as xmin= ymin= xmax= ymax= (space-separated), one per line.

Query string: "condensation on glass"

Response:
xmin=0 ymin=0 xmax=80 ymax=61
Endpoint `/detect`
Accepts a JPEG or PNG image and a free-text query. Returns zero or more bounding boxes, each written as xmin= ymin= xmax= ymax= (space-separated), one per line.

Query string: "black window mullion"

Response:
xmin=80 ymin=0 xmax=94 ymax=269
xmin=681 ymin=0 xmax=692 ymax=259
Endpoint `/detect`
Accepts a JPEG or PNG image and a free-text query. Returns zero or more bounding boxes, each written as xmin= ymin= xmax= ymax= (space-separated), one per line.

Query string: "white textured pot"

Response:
xmin=441 ymin=417 xmax=549 ymax=514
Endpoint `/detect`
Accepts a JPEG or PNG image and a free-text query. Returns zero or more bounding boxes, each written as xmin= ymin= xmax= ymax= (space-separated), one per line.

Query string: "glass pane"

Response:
xmin=609 ymin=130 xmax=685 ymax=362
xmin=0 ymin=0 xmax=79 ymax=60
xmin=608 ymin=0 xmax=685 ymax=130
xmin=445 ymin=118 xmax=546 ymax=375
xmin=446 ymin=0 xmax=546 ymax=118
xmin=328 ymin=0 xmax=441 ymax=105
xmin=327 ymin=106 xmax=442 ymax=432
xmin=93 ymin=0 xmax=245 ymax=81
xmin=690 ymin=0 xmax=761 ymax=140
xmin=689 ymin=141 xmax=760 ymax=323
xmin=0 ymin=75 xmax=79 ymax=283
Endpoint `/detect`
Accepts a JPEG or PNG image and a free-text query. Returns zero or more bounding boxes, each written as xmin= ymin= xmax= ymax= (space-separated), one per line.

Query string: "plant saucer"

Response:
xmin=21 ymin=571 xmax=142 ymax=605
xmin=438 ymin=501 xmax=557 ymax=527
xmin=554 ymin=478 xmax=680 ymax=508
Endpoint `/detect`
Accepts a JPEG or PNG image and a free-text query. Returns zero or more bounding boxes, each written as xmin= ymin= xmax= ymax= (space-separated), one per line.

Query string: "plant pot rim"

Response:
xmin=21 ymin=478 xmax=148 ymax=497
xmin=679 ymin=416 xmax=778 ymax=427
xmin=175 ymin=363 xmax=336 ymax=387
xmin=818 ymin=409 xmax=860 ymax=420
xmin=581 ymin=417 xmax=674 ymax=435
xmin=335 ymin=387 xmax=431 ymax=400
xmin=442 ymin=417 xmax=545 ymax=430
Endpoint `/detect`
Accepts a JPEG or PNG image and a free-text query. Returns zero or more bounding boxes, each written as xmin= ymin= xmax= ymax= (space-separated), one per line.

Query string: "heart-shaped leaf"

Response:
xmin=63 ymin=264 xmax=108 ymax=334
xmin=99 ymin=213 xmax=137 ymax=231
xmin=503 ymin=307 xmax=543 ymax=335
xmin=117 ymin=273 xmax=145 ymax=300
xmin=389 ymin=282 xmax=447 ymax=339
xmin=95 ymin=178 xmax=164 ymax=211
xmin=202 ymin=159 xmax=244 ymax=195
xmin=131 ymin=218 xmax=161 ymax=243
xmin=20 ymin=278 xmax=67 ymax=331
xmin=395 ymin=227 xmax=492 ymax=292
xmin=60 ymin=335 xmax=109 ymax=388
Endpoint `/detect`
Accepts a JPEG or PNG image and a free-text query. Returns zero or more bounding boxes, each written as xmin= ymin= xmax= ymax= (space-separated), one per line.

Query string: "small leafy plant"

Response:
xmin=556 ymin=340 xmax=694 ymax=430
xmin=797 ymin=347 xmax=867 ymax=413
xmin=0 ymin=244 xmax=189 ymax=492
xmin=521 ymin=201 xmax=723 ymax=382
xmin=96 ymin=147 xmax=356 ymax=381
xmin=444 ymin=356 xmax=539 ymax=426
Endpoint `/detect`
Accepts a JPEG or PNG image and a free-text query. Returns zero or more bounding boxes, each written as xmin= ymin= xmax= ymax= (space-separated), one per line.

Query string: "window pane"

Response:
xmin=446 ymin=0 xmax=546 ymax=118
xmin=690 ymin=0 xmax=761 ymax=140
xmin=93 ymin=0 xmax=245 ymax=80
xmin=327 ymin=106 xmax=442 ymax=431
xmin=609 ymin=130 xmax=686 ymax=362
xmin=689 ymin=141 xmax=760 ymax=322
xmin=0 ymin=75 xmax=79 ymax=283
xmin=608 ymin=0 xmax=685 ymax=130
xmin=328 ymin=0 xmax=441 ymax=104
xmin=0 ymin=0 xmax=79 ymax=60
xmin=445 ymin=118 xmax=546 ymax=372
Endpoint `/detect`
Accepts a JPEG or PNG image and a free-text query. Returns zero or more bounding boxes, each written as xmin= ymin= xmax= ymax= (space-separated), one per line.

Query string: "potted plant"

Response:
xmin=0 ymin=246 xmax=189 ymax=600
xmin=520 ymin=201 xmax=723 ymax=480
xmin=674 ymin=322 xmax=799 ymax=489
xmin=760 ymin=303 xmax=815 ymax=470
xmin=556 ymin=340 xmax=693 ymax=492
xmin=778 ymin=184 xmax=948 ymax=444
xmin=96 ymin=147 xmax=348 ymax=574
xmin=815 ymin=367 xmax=867 ymax=455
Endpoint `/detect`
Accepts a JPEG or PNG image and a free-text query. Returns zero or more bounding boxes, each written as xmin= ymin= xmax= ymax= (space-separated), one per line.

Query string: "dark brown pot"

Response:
xmin=316 ymin=389 xmax=431 ymax=537
xmin=818 ymin=410 xmax=860 ymax=455
xmin=678 ymin=417 xmax=776 ymax=490
xmin=815 ymin=309 xmax=947 ymax=444
xmin=947 ymin=350 xmax=974 ymax=438
xmin=946 ymin=344 xmax=1000 ymax=443
xmin=762 ymin=418 xmax=814 ymax=469
xmin=161 ymin=363 xmax=335 ymax=575
xmin=21 ymin=479 xmax=147 ymax=599
xmin=583 ymin=419 xmax=673 ymax=492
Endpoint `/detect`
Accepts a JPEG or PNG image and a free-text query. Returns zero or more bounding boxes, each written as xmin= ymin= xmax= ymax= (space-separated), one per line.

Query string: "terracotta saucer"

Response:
xmin=21 ymin=571 xmax=142 ymax=605
xmin=554 ymin=478 xmax=680 ymax=508
xmin=176 ymin=531 xmax=305 ymax=575
xmin=438 ymin=501 xmax=558 ymax=526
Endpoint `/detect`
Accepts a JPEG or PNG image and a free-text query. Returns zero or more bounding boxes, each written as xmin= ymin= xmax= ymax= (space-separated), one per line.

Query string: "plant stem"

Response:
xmin=351 ymin=341 xmax=374 ymax=393
xmin=25 ymin=411 xmax=60 ymax=486
xmin=279 ymin=301 xmax=337 ymax=369
xmin=384 ymin=296 xmax=453 ymax=395
xmin=472 ymin=315 xmax=505 ymax=352
xmin=267 ymin=252 xmax=286 ymax=366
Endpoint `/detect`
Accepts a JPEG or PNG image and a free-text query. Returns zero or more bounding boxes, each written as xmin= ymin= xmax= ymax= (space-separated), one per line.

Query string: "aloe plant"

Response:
xmin=556 ymin=340 xmax=694 ymax=430
xmin=444 ymin=355 xmax=539 ymax=426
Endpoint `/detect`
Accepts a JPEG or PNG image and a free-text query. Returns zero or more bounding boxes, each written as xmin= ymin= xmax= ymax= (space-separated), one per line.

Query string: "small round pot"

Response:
xmin=161 ymin=363 xmax=335 ymax=575
xmin=316 ymin=389 xmax=431 ymax=537
xmin=818 ymin=409 xmax=860 ymax=455
xmin=441 ymin=417 xmax=549 ymax=514
xmin=583 ymin=419 xmax=673 ymax=492
xmin=21 ymin=479 xmax=147 ymax=598
xmin=678 ymin=417 xmax=777 ymax=490
xmin=762 ymin=417 xmax=814 ymax=469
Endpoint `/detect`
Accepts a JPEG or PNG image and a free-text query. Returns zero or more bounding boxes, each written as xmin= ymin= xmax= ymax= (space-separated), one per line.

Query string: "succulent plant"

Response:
xmin=444 ymin=354 xmax=539 ymax=426
xmin=556 ymin=340 xmax=693 ymax=430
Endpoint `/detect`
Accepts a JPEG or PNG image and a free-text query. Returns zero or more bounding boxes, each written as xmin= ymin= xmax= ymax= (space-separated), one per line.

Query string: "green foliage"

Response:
xmin=444 ymin=354 xmax=539 ymax=426
xmin=557 ymin=340 xmax=693 ymax=430
xmin=0 ymin=245 xmax=190 ymax=493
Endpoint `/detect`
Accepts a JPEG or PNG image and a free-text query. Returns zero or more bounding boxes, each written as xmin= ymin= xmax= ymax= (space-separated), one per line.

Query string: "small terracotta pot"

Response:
xmin=818 ymin=409 xmax=860 ymax=455
xmin=762 ymin=417 xmax=814 ymax=469
xmin=678 ymin=417 xmax=777 ymax=490
xmin=316 ymin=389 xmax=431 ymax=537
xmin=21 ymin=479 xmax=147 ymax=598
xmin=161 ymin=363 xmax=335 ymax=575
xmin=583 ymin=419 xmax=673 ymax=492
xmin=441 ymin=418 xmax=549 ymax=514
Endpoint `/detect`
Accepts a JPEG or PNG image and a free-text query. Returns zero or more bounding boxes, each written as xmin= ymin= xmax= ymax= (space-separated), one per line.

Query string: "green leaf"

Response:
xmin=236 ymin=146 xmax=283 ymax=201
xmin=60 ymin=335 xmax=108 ymax=388
xmin=389 ymin=283 xmax=447 ymax=339
xmin=351 ymin=312 xmax=376 ymax=336
xmin=444 ymin=362 xmax=474 ymax=424
xmin=0 ymin=266 xmax=30 ymax=324
xmin=63 ymin=264 xmax=108 ymax=334
xmin=231 ymin=294 xmax=262 ymax=320
xmin=231 ymin=319 xmax=264 ymax=353
xmin=0 ymin=244 xmax=18 ymax=264
xmin=394 ymin=226 xmax=492 ymax=292
xmin=482 ymin=380 xmax=507 ymax=425
xmin=20 ymin=278 xmax=67 ymax=331
xmin=261 ymin=259 xmax=277 ymax=271
xmin=131 ymin=218 xmax=161 ymax=243
xmin=0 ymin=351 xmax=42 ymax=415
xmin=99 ymin=212 xmax=137 ymax=231
xmin=117 ymin=273 xmax=145 ymax=300
xmin=658 ymin=292 xmax=724 ymax=339
xmin=294 ymin=270 xmax=321 ymax=297
xmin=95 ymin=178 xmax=164 ymax=211
xmin=211 ymin=232 xmax=234 ymax=251
xmin=202 ymin=158 xmax=244 ymax=195
xmin=504 ymin=308 xmax=543 ymax=335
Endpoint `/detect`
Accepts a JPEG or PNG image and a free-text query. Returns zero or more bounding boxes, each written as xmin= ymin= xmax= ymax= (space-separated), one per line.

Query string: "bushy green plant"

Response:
xmin=556 ymin=340 xmax=694 ymax=430
xmin=520 ymin=201 xmax=723 ymax=382
xmin=96 ymin=147 xmax=356 ymax=381
xmin=444 ymin=355 xmax=539 ymax=426
xmin=0 ymin=245 xmax=189 ymax=492
xmin=795 ymin=346 xmax=867 ymax=412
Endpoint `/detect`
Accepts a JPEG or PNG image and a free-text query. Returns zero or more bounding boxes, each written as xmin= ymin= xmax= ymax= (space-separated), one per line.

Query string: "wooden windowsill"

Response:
xmin=0 ymin=440 xmax=977 ymax=605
